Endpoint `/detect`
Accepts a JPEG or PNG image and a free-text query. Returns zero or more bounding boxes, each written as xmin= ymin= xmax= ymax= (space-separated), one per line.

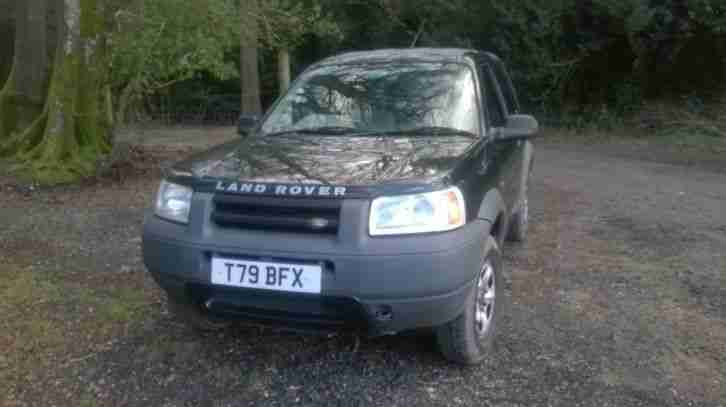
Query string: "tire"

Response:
xmin=167 ymin=298 xmax=231 ymax=332
xmin=435 ymin=236 xmax=504 ymax=365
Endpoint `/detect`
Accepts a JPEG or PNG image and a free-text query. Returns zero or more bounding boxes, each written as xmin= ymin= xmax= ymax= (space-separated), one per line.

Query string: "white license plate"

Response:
xmin=211 ymin=257 xmax=322 ymax=294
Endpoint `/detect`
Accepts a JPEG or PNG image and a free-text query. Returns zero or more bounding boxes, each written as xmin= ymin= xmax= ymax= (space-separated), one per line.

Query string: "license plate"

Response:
xmin=211 ymin=257 xmax=322 ymax=294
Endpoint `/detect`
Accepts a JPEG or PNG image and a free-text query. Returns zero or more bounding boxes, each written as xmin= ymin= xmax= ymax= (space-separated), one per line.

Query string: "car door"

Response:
xmin=476 ymin=59 xmax=520 ymax=215
xmin=488 ymin=56 xmax=528 ymax=208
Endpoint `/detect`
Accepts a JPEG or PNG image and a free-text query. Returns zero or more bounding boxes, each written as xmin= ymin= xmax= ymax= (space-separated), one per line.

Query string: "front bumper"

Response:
xmin=143 ymin=207 xmax=490 ymax=335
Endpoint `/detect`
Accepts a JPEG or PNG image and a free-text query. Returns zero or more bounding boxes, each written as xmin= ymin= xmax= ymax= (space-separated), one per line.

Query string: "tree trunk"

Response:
xmin=18 ymin=0 xmax=111 ymax=183
xmin=115 ymin=80 xmax=139 ymax=127
xmin=277 ymin=48 xmax=291 ymax=95
xmin=0 ymin=0 xmax=15 ymax=86
xmin=240 ymin=0 xmax=262 ymax=115
xmin=0 ymin=0 xmax=49 ymax=141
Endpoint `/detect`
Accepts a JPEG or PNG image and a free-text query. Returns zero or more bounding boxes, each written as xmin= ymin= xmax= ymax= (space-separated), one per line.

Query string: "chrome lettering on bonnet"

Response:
xmin=239 ymin=184 xmax=254 ymax=193
xmin=215 ymin=181 xmax=346 ymax=197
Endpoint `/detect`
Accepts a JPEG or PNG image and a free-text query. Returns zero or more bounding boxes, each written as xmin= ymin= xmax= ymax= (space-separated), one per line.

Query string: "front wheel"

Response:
xmin=435 ymin=236 xmax=503 ymax=365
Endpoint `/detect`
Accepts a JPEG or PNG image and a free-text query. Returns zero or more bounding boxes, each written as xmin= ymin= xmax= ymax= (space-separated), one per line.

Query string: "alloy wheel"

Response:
xmin=475 ymin=261 xmax=496 ymax=337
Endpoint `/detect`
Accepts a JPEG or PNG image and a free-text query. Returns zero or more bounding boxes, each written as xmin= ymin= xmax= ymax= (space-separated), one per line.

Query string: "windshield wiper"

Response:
xmin=265 ymin=126 xmax=478 ymax=139
xmin=344 ymin=126 xmax=479 ymax=138
xmin=265 ymin=126 xmax=361 ymax=137
xmin=367 ymin=126 xmax=478 ymax=138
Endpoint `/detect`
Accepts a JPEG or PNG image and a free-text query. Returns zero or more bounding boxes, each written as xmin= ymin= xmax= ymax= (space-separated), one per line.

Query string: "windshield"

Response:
xmin=260 ymin=62 xmax=480 ymax=136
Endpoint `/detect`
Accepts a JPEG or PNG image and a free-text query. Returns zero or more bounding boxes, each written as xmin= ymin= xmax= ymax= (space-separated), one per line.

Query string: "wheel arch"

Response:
xmin=514 ymin=140 xmax=535 ymax=211
xmin=477 ymin=189 xmax=507 ymax=245
xmin=522 ymin=141 xmax=535 ymax=183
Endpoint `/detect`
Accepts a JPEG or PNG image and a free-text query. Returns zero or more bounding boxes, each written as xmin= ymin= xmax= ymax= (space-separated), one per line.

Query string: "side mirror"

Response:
xmin=500 ymin=114 xmax=539 ymax=140
xmin=237 ymin=114 xmax=260 ymax=137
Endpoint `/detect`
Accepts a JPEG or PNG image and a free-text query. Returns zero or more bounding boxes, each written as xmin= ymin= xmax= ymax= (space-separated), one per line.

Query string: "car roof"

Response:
xmin=313 ymin=48 xmax=482 ymax=68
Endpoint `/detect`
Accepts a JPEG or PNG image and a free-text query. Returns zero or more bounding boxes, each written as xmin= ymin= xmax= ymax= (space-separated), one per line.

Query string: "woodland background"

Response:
xmin=0 ymin=0 xmax=725 ymax=183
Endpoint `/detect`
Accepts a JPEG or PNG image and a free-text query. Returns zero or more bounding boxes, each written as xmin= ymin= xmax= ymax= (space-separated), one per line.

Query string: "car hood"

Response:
xmin=171 ymin=134 xmax=478 ymax=187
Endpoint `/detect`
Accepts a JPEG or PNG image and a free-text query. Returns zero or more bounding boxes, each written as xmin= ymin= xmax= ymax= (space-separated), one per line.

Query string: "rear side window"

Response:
xmin=479 ymin=66 xmax=506 ymax=128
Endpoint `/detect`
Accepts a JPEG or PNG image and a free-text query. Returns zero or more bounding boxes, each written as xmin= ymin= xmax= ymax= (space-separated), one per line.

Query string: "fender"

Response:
xmin=524 ymin=140 xmax=534 ymax=174
xmin=516 ymin=141 xmax=535 ymax=206
xmin=477 ymin=189 xmax=506 ymax=223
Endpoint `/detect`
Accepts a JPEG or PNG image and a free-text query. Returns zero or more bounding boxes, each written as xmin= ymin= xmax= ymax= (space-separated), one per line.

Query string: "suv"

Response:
xmin=143 ymin=48 xmax=538 ymax=365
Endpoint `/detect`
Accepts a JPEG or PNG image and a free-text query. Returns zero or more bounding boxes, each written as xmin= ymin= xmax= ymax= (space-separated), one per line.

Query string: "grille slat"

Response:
xmin=212 ymin=194 xmax=342 ymax=234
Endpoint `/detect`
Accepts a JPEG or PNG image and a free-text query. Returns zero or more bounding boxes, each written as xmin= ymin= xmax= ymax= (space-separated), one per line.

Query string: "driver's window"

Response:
xmin=479 ymin=65 xmax=507 ymax=128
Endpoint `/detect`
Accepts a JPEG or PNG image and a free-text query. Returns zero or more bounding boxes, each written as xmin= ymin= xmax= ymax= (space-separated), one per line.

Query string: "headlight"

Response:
xmin=155 ymin=180 xmax=193 ymax=224
xmin=369 ymin=186 xmax=465 ymax=236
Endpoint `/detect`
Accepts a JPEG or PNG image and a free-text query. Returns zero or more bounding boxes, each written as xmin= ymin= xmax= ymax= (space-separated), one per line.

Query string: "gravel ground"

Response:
xmin=1 ymin=128 xmax=724 ymax=407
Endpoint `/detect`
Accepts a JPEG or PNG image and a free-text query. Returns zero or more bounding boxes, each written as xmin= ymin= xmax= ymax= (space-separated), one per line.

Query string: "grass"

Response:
xmin=541 ymin=100 xmax=726 ymax=166
xmin=651 ymin=127 xmax=726 ymax=152
xmin=544 ymin=124 xmax=726 ymax=150
xmin=540 ymin=125 xmax=726 ymax=176
xmin=0 ymin=263 xmax=153 ymax=404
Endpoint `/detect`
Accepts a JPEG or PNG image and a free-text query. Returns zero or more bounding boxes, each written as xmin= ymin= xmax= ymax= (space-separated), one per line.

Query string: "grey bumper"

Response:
xmin=143 ymin=201 xmax=490 ymax=335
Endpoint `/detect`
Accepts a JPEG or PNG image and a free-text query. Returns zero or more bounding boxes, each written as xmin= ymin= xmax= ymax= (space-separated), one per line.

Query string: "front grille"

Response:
xmin=211 ymin=194 xmax=341 ymax=234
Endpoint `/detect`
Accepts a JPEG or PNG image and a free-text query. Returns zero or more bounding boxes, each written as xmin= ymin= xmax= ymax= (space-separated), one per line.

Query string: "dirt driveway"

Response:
xmin=1 ymin=128 xmax=724 ymax=406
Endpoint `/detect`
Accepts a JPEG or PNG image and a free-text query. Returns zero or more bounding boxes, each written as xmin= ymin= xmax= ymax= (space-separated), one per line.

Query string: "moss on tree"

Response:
xmin=2 ymin=0 xmax=111 ymax=184
xmin=0 ymin=63 xmax=17 ymax=141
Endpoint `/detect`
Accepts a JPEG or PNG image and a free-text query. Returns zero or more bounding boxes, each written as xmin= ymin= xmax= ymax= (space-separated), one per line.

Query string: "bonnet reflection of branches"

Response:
xmin=262 ymin=62 xmax=479 ymax=135
xmin=228 ymin=134 xmax=474 ymax=185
